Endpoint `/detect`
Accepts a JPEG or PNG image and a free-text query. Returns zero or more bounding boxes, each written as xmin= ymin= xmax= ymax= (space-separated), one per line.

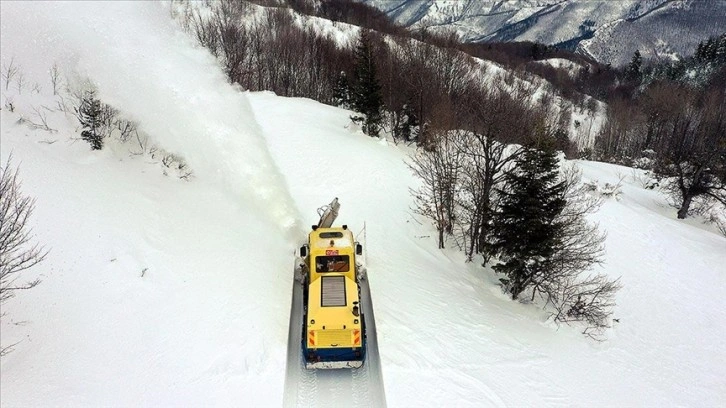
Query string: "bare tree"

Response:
xmin=115 ymin=119 xmax=137 ymax=143
xmin=555 ymin=273 xmax=622 ymax=340
xmin=596 ymin=79 xmax=725 ymax=220
xmin=216 ymin=1 xmax=251 ymax=85
xmin=407 ymin=129 xmax=463 ymax=248
xmin=2 ymin=57 xmax=19 ymax=91
xmin=19 ymin=105 xmax=57 ymax=133
xmin=397 ymin=35 xmax=441 ymax=146
xmin=0 ymin=157 xmax=46 ymax=306
xmin=454 ymin=129 xmax=524 ymax=262
xmin=15 ymin=72 xmax=25 ymax=94
xmin=190 ymin=8 xmax=220 ymax=58
xmin=654 ymin=86 xmax=726 ymax=219
xmin=49 ymin=63 xmax=61 ymax=96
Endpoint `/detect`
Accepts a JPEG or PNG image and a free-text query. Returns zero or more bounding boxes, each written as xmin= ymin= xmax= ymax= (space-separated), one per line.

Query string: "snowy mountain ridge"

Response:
xmin=356 ymin=0 xmax=726 ymax=66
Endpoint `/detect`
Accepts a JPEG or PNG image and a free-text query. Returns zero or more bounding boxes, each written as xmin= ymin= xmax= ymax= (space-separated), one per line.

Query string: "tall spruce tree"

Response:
xmin=489 ymin=138 xmax=567 ymax=300
xmin=351 ymin=30 xmax=383 ymax=137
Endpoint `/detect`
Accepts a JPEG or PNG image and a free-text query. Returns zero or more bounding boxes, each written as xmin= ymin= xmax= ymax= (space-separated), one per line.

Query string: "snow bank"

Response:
xmin=1 ymin=1 xmax=302 ymax=239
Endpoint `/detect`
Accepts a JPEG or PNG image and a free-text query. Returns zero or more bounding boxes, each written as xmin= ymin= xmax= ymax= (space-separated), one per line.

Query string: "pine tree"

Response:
xmin=75 ymin=90 xmax=105 ymax=150
xmin=489 ymin=138 xmax=567 ymax=300
xmin=625 ymin=50 xmax=642 ymax=82
xmin=351 ymin=30 xmax=383 ymax=137
xmin=332 ymin=71 xmax=350 ymax=109
xmin=695 ymin=40 xmax=706 ymax=61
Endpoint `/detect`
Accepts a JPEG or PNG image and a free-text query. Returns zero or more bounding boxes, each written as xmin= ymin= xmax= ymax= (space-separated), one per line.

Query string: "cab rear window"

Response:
xmin=315 ymin=255 xmax=350 ymax=272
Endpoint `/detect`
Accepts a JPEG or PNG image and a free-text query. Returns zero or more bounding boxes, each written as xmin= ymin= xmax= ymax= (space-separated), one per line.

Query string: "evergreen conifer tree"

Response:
xmin=489 ymin=138 xmax=567 ymax=300
xmin=75 ymin=90 xmax=105 ymax=150
xmin=696 ymin=40 xmax=707 ymax=61
xmin=625 ymin=50 xmax=642 ymax=82
xmin=351 ymin=30 xmax=383 ymax=137
xmin=332 ymin=71 xmax=351 ymax=109
xmin=704 ymin=38 xmax=717 ymax=62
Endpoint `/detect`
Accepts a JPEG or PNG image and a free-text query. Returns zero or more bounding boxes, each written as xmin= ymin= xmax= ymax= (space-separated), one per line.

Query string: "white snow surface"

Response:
xmin=535 ymin=58 xmax=582 ymax=74
xmin=2 ymin=2 xmax=726 ymax=407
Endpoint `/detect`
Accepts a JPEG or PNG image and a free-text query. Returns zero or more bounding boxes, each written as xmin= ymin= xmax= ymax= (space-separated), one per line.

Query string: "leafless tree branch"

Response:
xmin=0 ymin=156 xmax=47 ymax=305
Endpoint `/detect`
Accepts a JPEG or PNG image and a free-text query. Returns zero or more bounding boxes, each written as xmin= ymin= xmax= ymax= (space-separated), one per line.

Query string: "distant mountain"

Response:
xmin=355 ymin=0 xmax=726 ymax=67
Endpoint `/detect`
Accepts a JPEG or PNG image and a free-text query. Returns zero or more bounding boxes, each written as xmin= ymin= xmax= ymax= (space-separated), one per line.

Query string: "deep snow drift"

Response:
xmin=2 ymin=2 xmax=726 ymax=407
xmin=0 ymin=1 xmax=302 ymax=238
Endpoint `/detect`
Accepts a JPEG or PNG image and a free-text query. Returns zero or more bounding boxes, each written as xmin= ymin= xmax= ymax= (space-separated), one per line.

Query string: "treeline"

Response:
xmin=642 ymin=33 xmax=726 ymax=86
xmin=595 ymin=36 xmax=726 ymax=220
xmin=180 ymin=1 xmax=349 ymax=103
xmin=175 ymin=0 xmax=576 ymax=151
xmin=273 ymin=0 xmax=619 ymax=103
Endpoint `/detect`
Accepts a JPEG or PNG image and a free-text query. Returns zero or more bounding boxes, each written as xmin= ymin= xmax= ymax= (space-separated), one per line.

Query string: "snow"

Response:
xmin=2 ymin=2 xmax=726 ymax=407
xmin=1 ymin=1 xmax=302 ymax=239
xmin=536 ymin=57 xmax=581 ymax=73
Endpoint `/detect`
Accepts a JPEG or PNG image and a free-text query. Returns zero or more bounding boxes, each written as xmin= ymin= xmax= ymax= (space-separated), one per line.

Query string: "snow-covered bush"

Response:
xmin=632 ymin=157 xmax=653 ymax=170
xmin=600 ymin=181 xmax=623 ymax=200
xmin=583 ymin=179 xmax=599 ymax=192
xmin=3 ymin=96 xmax=14 ymax=112
xmin=631 ymin=169 xmax=658 ymax=190
xmin=158 ymin=151 xmax=194 ymax=180
xmin=707 ymin=211 xmax=726 ymax=238
xmin=695 ymin=198 xmax=726 ymax=238
xmin=583 ymin=177 xmax=624 ymax=200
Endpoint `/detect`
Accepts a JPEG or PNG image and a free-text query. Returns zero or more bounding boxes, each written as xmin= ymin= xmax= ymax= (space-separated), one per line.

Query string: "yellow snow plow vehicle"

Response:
xmin=298 ymin=198 xmax=366 ymax=369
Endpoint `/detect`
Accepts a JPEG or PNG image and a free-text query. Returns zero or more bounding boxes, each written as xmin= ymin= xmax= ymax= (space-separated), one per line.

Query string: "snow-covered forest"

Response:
xmin=356 ymin=0 xmax=726 ymax=67
xmin=1 ymin=1 xmax=725 ymax=406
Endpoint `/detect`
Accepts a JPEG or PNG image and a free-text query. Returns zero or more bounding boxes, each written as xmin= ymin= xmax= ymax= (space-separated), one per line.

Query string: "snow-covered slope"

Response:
xmin=578 ymin=0 xmax=726 ymax=66
xmin=357 ymin=0 xmax=726 ymax=66
xmin=2 ymin=2 xmax=726 ymax=407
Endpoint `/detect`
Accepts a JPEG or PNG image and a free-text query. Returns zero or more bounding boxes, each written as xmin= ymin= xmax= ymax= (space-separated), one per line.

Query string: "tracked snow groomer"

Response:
xmin=297 ymin=198 xmax=367 ymax=369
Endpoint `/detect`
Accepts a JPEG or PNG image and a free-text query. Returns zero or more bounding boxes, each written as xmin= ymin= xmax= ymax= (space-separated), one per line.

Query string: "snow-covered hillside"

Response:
xmin=2 ymin=2 xmax=726 ymax=407
xmin=357 ymin=0 xmax=726 ymax=66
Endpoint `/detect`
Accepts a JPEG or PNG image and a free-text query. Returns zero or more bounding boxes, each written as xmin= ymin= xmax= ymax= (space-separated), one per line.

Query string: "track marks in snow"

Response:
xmin=295 ymin=355 xmax=318 ymax=407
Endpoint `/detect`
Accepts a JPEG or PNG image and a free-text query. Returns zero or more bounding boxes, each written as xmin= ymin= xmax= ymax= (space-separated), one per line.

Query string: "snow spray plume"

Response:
xmin=0 ymin=1 xmax=304 ymax=242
